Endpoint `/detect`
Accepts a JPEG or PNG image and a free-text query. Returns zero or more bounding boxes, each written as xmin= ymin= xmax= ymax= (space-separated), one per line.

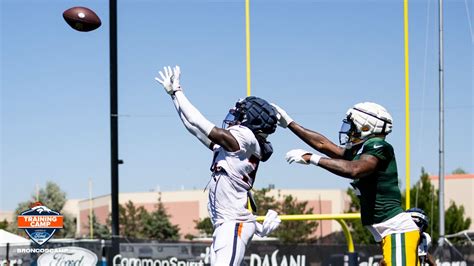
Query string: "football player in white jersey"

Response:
xmin=406 ymin=208 xmax=435 ymax=266
xmin=380 ymin=208 xmax=435 ymax=266
xmin=155 ymin=66 xmax=281 ymax=266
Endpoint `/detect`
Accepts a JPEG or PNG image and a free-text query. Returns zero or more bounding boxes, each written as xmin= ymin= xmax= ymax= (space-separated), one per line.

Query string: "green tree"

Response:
xmin=194 ymin=217 xmax=213 ymax=237
xmin=87 ymin=212 xmax=110 ymax=239
xmin=406 ymin=168 xmax=440 ymax=239
xmin=445 ymin=201 xmax=471 ymax=237
xmin=142 ymin=197 xmax=180 ymax=240
xmin=407 ymin=168 xmax=471 ymax=240
xmin=252 ymin=187 xmax=279 ymax=216
xmin=274 ymin=194 xmax=318 ymax=243
xmin=252 ymin=188 xmax=319 ymax=243
xmin=11 ymin=182 xmax=76 ymax=237
xmin=119 ymin=201 xmax=149 ymax=239
xmin=0 ymin=219 xmax=8 ymax=230
xmin=61 ymin=214 xmax=77 ymax=238
xmin=184 ymin=234 xmax=195 ymax=240
xmin=37 ymin=182 xmax=66 ymax=211
xmin=451 ymin=168 xmax=466 ymax=174
xmin=10 ymin=201 xmax=32 ymax=236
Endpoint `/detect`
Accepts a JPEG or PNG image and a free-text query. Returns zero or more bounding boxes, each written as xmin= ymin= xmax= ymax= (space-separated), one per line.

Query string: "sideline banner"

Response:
xmin=0 ymin=241 xmax=472 ymax=265
xmin=37 ymin=246 xmax=98 ymax=265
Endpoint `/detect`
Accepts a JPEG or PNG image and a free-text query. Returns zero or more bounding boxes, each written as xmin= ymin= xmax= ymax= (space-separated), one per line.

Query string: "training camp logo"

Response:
xmin=17 ymin=202 xmax=63 ymax=246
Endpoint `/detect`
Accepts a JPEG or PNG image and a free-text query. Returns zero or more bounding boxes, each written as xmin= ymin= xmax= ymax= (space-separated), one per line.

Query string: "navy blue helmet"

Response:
xmin=406 ymin=207 xmax=429 ymax=232
xmin=223 ymin=96 xmax=278 ymax=135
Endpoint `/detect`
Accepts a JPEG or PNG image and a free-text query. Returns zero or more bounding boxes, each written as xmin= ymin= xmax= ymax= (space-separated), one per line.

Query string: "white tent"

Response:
xmin=0 ymin=229 xmax=30 ymax=246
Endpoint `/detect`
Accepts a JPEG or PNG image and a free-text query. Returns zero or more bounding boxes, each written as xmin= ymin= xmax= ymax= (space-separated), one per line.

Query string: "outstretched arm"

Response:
xmin=285 ymin=149 xmax=379 ymax=179
xmin=271 ymin=103 xmax=344 ymax=159
xmin=155 ymin=66 xmax=240 ymax=152
xmin=172 ymin=91 xmax=240 ymax=152
xmin=171 ymin=96 xmax=214 ymax=150
xmin=317 ymin=154 xmax=378 ymax=179
xmin=288 ymin=121 xmax=345 ymax=159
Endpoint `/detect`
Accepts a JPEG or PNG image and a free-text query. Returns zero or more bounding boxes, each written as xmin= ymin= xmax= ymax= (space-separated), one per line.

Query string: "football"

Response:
xmin=63 ymin=7 xmax=101 ymax=32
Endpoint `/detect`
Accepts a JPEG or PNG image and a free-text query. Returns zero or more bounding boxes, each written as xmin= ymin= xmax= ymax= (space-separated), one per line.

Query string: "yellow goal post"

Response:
xmin=256 ymin=213 xmax=361 ymax=253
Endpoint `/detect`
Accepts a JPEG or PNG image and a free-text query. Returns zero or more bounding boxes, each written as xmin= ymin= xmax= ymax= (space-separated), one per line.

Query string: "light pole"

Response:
xmin=437 ymin=0 xmax=445 ymax=248
xmin=109 ymin=0 xmax=121 ymax=261
xmin=62 ymin=1 xmax=121 ymax=261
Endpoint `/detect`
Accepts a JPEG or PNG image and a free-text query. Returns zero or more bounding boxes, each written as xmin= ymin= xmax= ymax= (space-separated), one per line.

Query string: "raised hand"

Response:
xmin=270 ymin=103 xmax=294 ymax=128
xmin=155 ymin=65 xmax=182 ymax=95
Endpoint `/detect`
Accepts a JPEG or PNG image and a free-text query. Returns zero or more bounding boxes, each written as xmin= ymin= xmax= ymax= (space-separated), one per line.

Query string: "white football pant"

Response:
xmin=210 ymin=221 xmax=256 ymax=266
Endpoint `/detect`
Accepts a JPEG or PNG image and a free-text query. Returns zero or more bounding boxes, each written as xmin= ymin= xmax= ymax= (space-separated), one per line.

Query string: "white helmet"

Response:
xmin=339 ymin=102 xmax=393 ymax=147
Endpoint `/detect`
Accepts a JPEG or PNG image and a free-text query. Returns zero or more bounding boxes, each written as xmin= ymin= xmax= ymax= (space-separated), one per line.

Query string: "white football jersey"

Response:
xmin=208 ymin=125 xmax=261 ymax=225
xmin=418 ymin=232 xmax=431 ymax=256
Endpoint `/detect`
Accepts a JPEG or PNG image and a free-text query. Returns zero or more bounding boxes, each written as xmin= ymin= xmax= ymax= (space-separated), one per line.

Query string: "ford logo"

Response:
xmin=37 ymin=246 xmax=98 ymax=266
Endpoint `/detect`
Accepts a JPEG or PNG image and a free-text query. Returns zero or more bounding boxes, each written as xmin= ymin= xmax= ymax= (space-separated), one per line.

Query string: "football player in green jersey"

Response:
xmin=272 ymin=102 xmax=421 ymax=266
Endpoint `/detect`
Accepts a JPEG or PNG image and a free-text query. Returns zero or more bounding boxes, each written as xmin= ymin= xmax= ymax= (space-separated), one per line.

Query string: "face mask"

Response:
xmin=222 ymin=108 xmax=239 ymax=128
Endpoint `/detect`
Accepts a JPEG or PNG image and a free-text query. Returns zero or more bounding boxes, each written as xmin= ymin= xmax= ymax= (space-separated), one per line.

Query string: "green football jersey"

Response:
xmin=346 ymin=137 xmax=404 ymax=225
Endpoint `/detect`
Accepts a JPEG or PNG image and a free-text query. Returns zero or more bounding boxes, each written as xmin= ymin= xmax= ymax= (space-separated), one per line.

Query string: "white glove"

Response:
xmin=270 ymin=103 xmax=294 ymax=128
xmin=255 ymin=210 xmax=281 ymax=237
xmin=285 ymin=149 xmax=321 ymax=165
xmin=155 ymin=65 xmax=182 ymax=95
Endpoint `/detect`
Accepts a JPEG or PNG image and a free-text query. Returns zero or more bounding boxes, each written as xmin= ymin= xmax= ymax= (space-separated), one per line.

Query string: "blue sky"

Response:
xmin=1 ymin=0 xmax=472 ymax=211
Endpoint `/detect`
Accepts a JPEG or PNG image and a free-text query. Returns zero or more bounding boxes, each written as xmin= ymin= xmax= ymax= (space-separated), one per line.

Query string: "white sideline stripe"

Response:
xmin=396 ymin=233 xmax=402 ymax=266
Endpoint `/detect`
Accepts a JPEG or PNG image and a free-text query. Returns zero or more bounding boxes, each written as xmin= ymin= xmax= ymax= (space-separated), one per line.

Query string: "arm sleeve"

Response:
xmin=173 ymin=91 xmax=216 ymax=136
xmin=171 ymin=95 xmax=213 ymax=149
